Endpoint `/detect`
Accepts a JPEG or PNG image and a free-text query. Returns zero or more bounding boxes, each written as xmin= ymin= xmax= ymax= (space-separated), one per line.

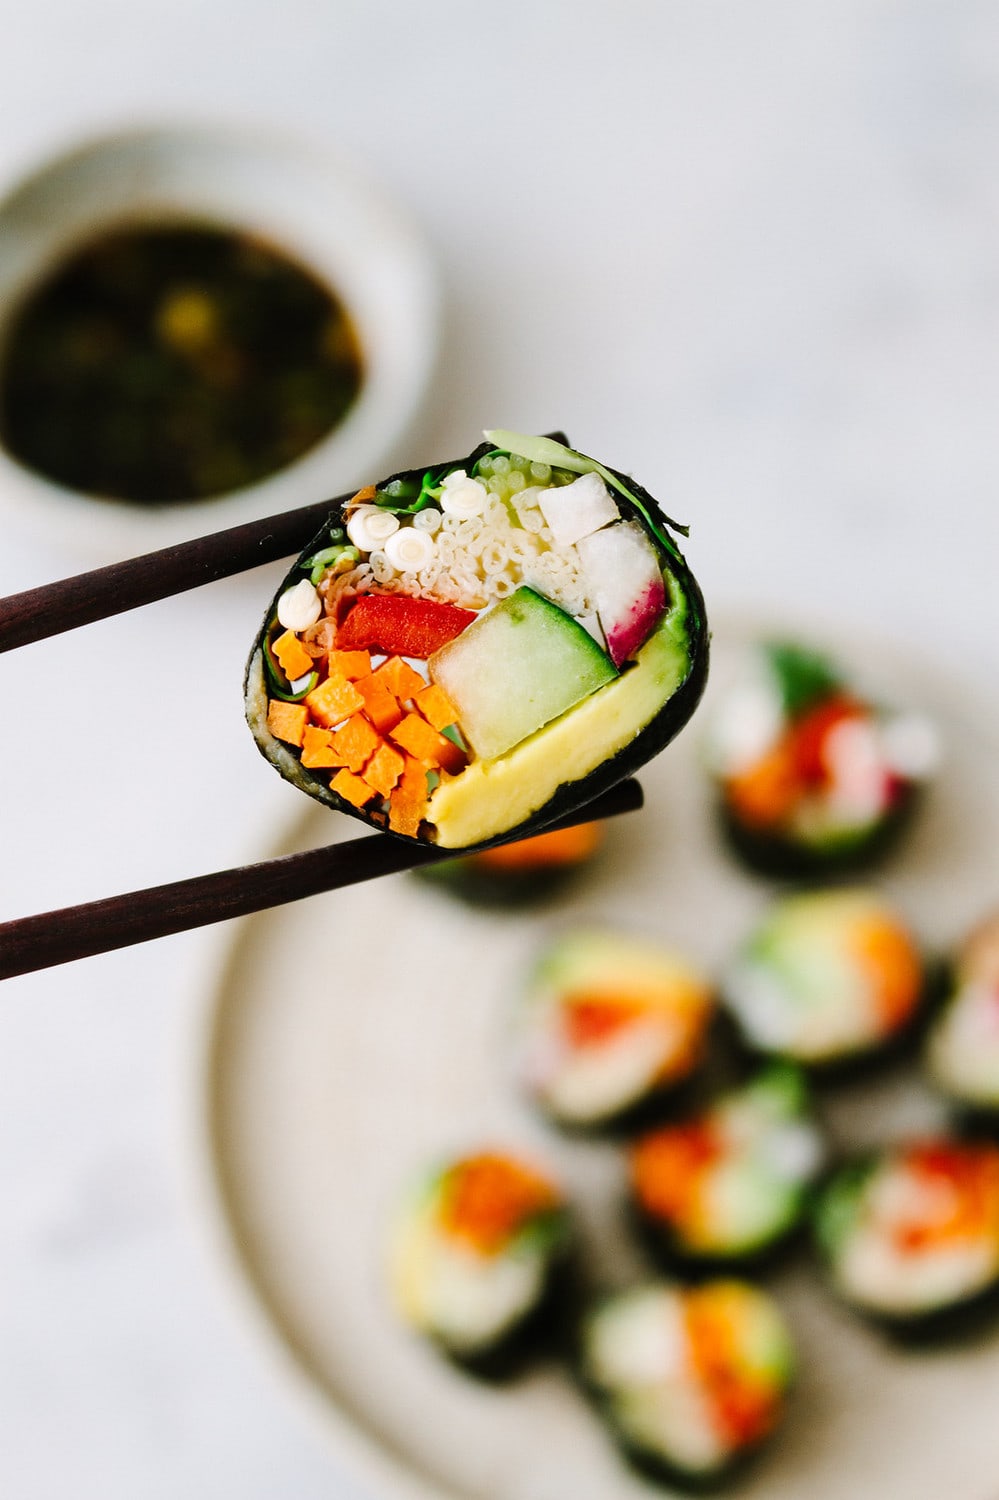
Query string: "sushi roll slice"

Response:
xmin=413 ymin=819 xmax=604 ymax=908
xmin=246 ymin=431 xmax=708 ymax=851
xmin=513 ymin=930 xmax=716 ymax=1130
xmin=387 ymin=1149 xmax=572 ymax=1374
xmin=630 ymin=1065 xmax=826 ymax=1266
xmin=704 ymin=639 xmax=938 ymax=877
xmin=814 ymin=1138 xmax=999 ymax=1335
xmin=925 ymin=911 xmax=999 ymax=1121
xmin=723 ymin=888 xmax=926 ymax=1073
xmin=580 ymin=1280 xmax=794 ymax=1488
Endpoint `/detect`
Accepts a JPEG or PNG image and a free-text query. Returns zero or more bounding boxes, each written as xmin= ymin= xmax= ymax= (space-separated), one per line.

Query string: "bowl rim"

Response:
xmin=0 ymin=118 xmax=440 ymax=564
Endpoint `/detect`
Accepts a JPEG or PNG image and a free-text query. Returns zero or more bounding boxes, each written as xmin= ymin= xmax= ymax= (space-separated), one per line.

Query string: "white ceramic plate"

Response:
xmin=0 ymin=124 xmax=438 ymax=562
xmin=193 ymin=622 xmax=999 ymax=1500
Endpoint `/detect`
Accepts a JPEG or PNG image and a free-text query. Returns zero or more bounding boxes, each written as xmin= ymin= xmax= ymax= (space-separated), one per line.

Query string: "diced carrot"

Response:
xmin=350 ymin=484 xmax=377 ymax=504
xmin=398 ymin=754 xmax=429 ymax=800
xmin=387 ymin=789 xmax=425 ymax=837
xmin=364 ymin=742 xmax=405 ymax=798
xmin=354 ymin=674 xmax=404 ymax=735
xmin=329 ymin=649 xmax=372 ymax=681
xmin=266 ymin=699 xmax=308 ymax=748
xmin=473 ymin=821 xmax=603 ymax=872
xmin=415 ymin=682 xmax=459 ymax=732
xmin=387 ymin=753 xmax=429 ymax=836
xmin=391 ymin=713 xmax=467 ymax=773
xmin=439 ymin=1154 xmax=560 ymax=1254
xmin=305 ymin=671 xmax=365 ymax=728
xmin=271 ymin=629 xmax=314 ymax=684
xmin=371 ymin=655 xmax=426 ymax=703
xmin=331 ymin=768 xmax=377 ymax=809
xmin=331 ymin=713 xmax=382 ymax=774
xmin=724 ymin=742 xmax=800 ymax=829
xmin=300 ymin=725 xmax=343 ymax=769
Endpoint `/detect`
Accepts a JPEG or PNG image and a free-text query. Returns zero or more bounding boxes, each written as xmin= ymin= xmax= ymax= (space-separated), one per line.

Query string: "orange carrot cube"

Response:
xmin=415 ymin=682 xmax=460 ymax=732
xmin=391 ymin=713 xmax=467 ymax=774
xmin=266 ymin=699 xmax=308 ymax=748
xmin=331 ymin=768 xmax=377 ymax=809
xmin=305 ymin=671 xmax=365 ymax=728
xmin=272 ymin=630 xmax=314 ymax=684
xmin=364 ymin=742 xmax=405 ymax=798
xmin=398 ymin=754 xmax=429 ymax=800
xmin=300 ymin=725 xmax=343 ymax=769
xmin=372 ymin=655 xmax=426 ymax=703
xmin=388 ymin=788 xmax=425 ymax=837
xmin=329 ymin=649 xmax=372 ymax=681
xmin=331 ymin=713 xmax=382 ymax=774
xmin=354 ymin=674 xmax=404 ymax=735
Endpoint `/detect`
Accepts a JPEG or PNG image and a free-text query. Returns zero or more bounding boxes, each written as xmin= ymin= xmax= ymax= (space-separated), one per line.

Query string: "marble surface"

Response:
xmin=0 ymin=4 xmax=997 ymax=1497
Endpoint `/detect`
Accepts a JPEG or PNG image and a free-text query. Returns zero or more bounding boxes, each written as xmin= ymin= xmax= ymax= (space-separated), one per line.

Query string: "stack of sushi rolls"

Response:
xmin=722 ymin=888 xmax=928 ymax=1074
xmin=512 ymin=929 xmax=716 ymax=1130
xmin=925 ymin=909 xmax=999 ymax=1125
xmin=629 ymin=1065 xmax=826 ymax=1268
xmin=579 ymin=1279 xmax=795 ymax=1488
xmin=814 ymin=1137 xmax=999 ymax=1338
xmin=387 ymin=1148 xmax=572 ymax=1376
xmin=704 ymin=638 xmax=938 ymax=878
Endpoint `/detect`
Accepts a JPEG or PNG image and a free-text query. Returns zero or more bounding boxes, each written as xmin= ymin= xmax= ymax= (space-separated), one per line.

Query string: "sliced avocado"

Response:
xmin=429 ymin=586 xmax=618 ymax=761
xmin=428 ymin=574 xmax=694 ymax=848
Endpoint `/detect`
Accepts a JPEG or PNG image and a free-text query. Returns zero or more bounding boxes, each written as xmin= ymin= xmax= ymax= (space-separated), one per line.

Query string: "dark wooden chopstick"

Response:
xmin=0 ymin=432 xmax=570 ymax=653
xmin=0 ymin=491 xmax=350 ymax=653
xmin=0 ymin=778 xmax=642 ymax=980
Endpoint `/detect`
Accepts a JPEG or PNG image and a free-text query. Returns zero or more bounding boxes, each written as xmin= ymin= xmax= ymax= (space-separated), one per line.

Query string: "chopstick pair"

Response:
xmin=0 ymin=433 xmax=645 ymax=979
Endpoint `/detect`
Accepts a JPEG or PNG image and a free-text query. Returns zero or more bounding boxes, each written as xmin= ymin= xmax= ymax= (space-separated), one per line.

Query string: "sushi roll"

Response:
xmin=630 ymin=1065 xmax=826 ymax=1266
xmin=925 ymin=910 xmax=999 ymax=1121
xmin=513 ymin=930 xmax=716 ymax=1130
xmin=413 ymin=819 xmax=604 ymax=908
xmin=813 ymin=1138 xmax=999 ymax=1336
xmin=704 ymin=639 xmax=938 ymax=877
xmin=723 ymin=888 xmax=926 ymax=1073
xmin=580 ymin=1280 xmax=795 ymax=1488
xmin=387 ymin=1149 xmax=572 ymax=1374
xmin=246 ymin=431 xmax=708 ymax=851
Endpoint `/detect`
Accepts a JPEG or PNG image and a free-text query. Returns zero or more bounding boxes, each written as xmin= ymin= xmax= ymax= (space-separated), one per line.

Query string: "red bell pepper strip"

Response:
xmin=337 ymin=593 xmax=477 ymax=658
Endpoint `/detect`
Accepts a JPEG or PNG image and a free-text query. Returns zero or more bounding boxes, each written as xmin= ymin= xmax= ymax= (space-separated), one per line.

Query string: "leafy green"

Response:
xmin=373 ymin=469 xmax=441 ymax=514
xmin=302 ymin=541 xmax=357 ymax=585
xmin=764 ymin=641 xmax=842 ymax=718
xmin=483 ymin=428 xmax=689 ymax=556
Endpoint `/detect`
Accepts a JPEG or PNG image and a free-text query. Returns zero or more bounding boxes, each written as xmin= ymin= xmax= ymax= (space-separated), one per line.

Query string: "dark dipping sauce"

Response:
xmin=0 ymin=222 xmax=364 ymax=504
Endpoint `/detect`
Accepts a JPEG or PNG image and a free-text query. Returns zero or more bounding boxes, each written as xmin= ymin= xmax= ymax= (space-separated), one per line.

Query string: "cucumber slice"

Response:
xmin=429 ymin=587 xmax=618 ymax=761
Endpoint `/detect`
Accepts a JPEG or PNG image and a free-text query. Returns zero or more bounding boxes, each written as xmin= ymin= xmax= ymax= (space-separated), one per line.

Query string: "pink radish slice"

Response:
xmin=576 ymin=521 xmax=667 ymax=666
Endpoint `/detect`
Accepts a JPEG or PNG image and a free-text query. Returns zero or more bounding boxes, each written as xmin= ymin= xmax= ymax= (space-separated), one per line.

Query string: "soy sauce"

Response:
xmin=0 ymin=222 xmax=364 ymax=504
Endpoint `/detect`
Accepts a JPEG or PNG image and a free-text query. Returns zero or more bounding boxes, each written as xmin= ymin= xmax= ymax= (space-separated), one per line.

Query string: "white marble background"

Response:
xmin=0 ymin=3 xmax=997 ymax=1497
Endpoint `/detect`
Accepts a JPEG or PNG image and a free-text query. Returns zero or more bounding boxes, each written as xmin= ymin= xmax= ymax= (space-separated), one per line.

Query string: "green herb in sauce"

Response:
xmin=0 ymin=221 xmax=364 ymax=504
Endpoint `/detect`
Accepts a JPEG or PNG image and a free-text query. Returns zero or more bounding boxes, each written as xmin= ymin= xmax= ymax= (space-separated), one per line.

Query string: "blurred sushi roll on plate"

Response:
xmin=704 ymin=639 xmax=938 ymax=878
xmin=629 ymin=1065 xmax=826 ymax=1267
xmin=723 ymin=889 xmax=927 ymax=1074
xmin=387 ymin=1149 xmax=572 ymax=1376
xmin=513 ymin=930 xmax=716 ymax=1131
xmin=814 ymin=1138 xmax=999 ymax=1337
xmin=580 ymin=1280 xmax=795 ymax=1488
xmin=925 ymin=910 xmax=999 ymax=1123
xmin=246 ymin=430 xmax=708 ymax=852
xmin=413 ymin=819 xmax=604 ymax=908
